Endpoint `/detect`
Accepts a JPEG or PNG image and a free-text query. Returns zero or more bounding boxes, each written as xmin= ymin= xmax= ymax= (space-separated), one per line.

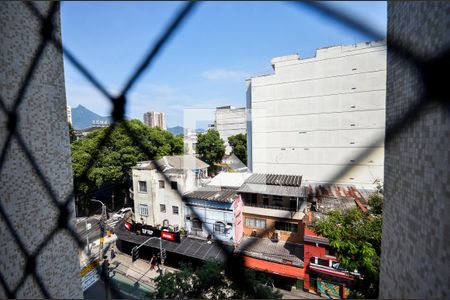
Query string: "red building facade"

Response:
xmin=303 ymin=227 xmax=358 ymax=298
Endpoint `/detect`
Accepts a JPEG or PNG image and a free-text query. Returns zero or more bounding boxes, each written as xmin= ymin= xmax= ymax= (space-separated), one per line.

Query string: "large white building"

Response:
xmin=67 ymin=105 xmax=72 ymax=125
xmin=214 ymin=106 xmax=247 ymax=154
xmin=143 ymin=111 xmax=166 ymax=130
xmin=247 ymin=41 xmax=386 ymax=187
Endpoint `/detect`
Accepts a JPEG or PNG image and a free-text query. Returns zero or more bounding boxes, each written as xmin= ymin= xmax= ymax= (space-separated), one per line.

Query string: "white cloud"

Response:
xmin=201 ymin=68 xmax=249 ymax=81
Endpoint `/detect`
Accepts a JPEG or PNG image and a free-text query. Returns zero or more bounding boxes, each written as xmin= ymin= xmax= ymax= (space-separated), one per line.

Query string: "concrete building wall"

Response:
xmin=215 ymin=106 xmax=247 ymax=155
xmin=242 ymin=213 xmax=304 ymax=243
xmin=380 ymin=2 xmax=450 ymax=298
xmin=233 ymin=195 xmax=244 ymax=245
xmin=184 ymin=199 xmax=235 ymax=244
xmin=132 ymin=168 xmax=197 ymax=229
xmin=0 ymin=2 xmax=82 ymax=298
xmin=248 ymin=41 xmax=386 ymax=188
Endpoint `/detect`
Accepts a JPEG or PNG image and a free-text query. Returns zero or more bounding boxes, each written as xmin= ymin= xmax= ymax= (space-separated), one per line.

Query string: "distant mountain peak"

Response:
xmin=72 ymin=105 xmax=110 ymax=129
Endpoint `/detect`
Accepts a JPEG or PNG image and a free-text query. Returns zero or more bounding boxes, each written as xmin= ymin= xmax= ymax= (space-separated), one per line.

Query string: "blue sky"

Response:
xmin=61 ymin=1 xmax=386 ymax=128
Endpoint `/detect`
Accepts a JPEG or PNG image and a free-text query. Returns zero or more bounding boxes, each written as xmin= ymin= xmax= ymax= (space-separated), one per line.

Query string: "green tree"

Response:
xmin=196 ymin=129 xmax=225 ymax=167
xmin=71 ymin=119 xmax=183 ymax=196
xmin=228 ymin=133 xmax=247 ymax=165
xmin=312 ymin=190 xmax=383 ymax=298
xmin=368 ymin=180 xmax=383 ymax=215
xmin=152 ymin=260 xmax=282 ymax=299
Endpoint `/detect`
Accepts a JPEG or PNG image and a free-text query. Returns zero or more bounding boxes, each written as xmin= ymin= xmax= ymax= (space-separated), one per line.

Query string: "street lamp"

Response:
xmin=132 ymin=236 xmax=165 ymax=275
xmin=90 ymin=199 xmax=108 ymax=259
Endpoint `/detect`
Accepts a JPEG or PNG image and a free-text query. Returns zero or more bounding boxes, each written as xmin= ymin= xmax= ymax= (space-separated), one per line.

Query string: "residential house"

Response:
xmin=302 ymin=184 xmax=369 ymax=298
xmin=235 ymin=173 xmax=307 ymax=284
xmin=183 ymin=187 xmax=244 ymax=246
xmin=132 ymin=155 xmax=209 ymax=231
xmin=215 ymin=153 xmax=248 ymax=173
xmin=238 ymin=174 xmax=306 ymax=243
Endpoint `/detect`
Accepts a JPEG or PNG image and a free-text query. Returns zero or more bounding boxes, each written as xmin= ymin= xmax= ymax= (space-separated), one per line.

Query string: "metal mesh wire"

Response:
xmin=0 ymin=1 xmax=448 ymax=298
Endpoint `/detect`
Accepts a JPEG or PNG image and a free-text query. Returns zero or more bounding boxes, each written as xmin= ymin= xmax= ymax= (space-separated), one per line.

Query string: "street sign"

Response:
xmin=80 ymin=259 xmax=100 ymax=291
xmin=81 ymin=270 xmax=100 ymax=291
xmin=131 ymin=246 xmax=139 ymax=262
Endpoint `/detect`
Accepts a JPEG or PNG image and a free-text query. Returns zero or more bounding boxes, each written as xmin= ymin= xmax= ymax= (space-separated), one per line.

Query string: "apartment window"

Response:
xmin=171 ymin=181 xmax=177 ymax=190
xmin=272 ymin=195 xmax=282 ymax=202
xmin=138 ymin=181 xmax=147 ymax=193
xmin=250 ymin=194 xmax=257 ymax=205
xmin=172 ymin=206 xmax=179 ymax=215
xmin=140 ymin=204 xmax=148 ymax=217
xmin=192 ymin=218 xmax=202 ymax=230
xmin=290 ymin=197 xmax=297 ymax=210
xmin=275 ymin=221 xmax=298 ymax=232
xmin=326 ymin=248 xmax=336 ymax=257
xmin=245 ymin=218 xmax=266 ymax=229
xmin=160 ymin=204 xmax=166 ymax=213
xmin=214 ymin=222 xmax=225 ymax=234
xmin=159 ymin=180 xmax=165 ymax=189
xmin=263 ymin=195 xmax=269 ymax=206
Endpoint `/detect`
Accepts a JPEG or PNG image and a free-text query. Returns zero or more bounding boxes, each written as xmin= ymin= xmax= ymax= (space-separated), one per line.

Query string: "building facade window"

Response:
xmin=289 ymin=197 xmax=297 ymax=210
xmin=138 ymin=181 xmax=147 ymax=193
xmin=140 ymin=204 xmax=148 ymax=217
xmin=263 ymin=195 xmax=269 ymax=206
xmin=272 ymin=195 xmax=282 ymax=202
xmin=192 ymin=218 xmax=202 ymax=230
xmin=250 ymin=194 xmax=257 ymax=204
xmin=160 ymin=204 xmax=166 ymax=213
xmin=171 ymin=181 xmax=177 ymax=190
xmin=159 ymin=180 xmax=165 ymax=189
xmin=214 ymin=222 xmax=225 ymax=234
xmin=275 ymin=221 xmax=298 ymax=232
xmin=325 ymin=248 xmax=336 ymax=257
xmin=245 ymin=217 xmax=266 ymax=229
xmin=172 ymin=206 xmax=179 ymax=215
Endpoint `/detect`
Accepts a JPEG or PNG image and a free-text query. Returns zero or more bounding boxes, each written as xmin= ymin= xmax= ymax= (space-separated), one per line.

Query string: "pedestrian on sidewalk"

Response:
xmin=150 ymin=254 xmax=157 ymax=270
xmin=110 ymin=248 xmax=116 ymax=261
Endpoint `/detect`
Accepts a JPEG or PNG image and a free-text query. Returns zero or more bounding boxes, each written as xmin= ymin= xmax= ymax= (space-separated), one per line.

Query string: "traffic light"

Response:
xmin=131 ymin=246 xmax=139 ymax=262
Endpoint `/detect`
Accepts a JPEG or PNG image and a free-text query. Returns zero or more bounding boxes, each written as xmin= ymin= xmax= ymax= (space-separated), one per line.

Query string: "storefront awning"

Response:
xmin=243 ymin=256 xmax=304 ymax=279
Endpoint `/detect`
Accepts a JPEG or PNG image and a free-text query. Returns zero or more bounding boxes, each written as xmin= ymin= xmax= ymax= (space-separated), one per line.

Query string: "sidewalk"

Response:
xmin=79 ymin=233 xmax=177 ymax=290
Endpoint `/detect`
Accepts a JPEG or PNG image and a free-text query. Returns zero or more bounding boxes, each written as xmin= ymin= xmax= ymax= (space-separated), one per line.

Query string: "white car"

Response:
xmin=112 ymin=207 xmax=132 ymax=220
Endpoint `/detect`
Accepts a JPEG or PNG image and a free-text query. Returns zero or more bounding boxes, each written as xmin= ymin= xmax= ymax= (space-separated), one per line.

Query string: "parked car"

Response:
xmin=112 ymin=207 xmax=132 ymax=220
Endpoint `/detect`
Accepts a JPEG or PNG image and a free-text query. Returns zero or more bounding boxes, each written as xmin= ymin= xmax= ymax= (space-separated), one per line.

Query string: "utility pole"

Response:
xmin=84 ymin=219 xmax=91 ymax=256
xmin=90 ymin=199 xmax=107 ymax=258
xmin=159 ymin=237 xmax=165 ymax=275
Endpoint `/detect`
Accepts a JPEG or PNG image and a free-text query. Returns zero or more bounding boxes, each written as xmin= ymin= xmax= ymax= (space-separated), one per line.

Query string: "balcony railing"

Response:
xmin=244 ymin=202 xmax=296 ymax=212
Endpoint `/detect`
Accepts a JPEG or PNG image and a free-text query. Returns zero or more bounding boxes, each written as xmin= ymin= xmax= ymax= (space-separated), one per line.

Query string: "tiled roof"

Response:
xmin=305 ymin=183 xmax=372 ymax=213
xmin=132 ymin=154 xmax=209 ymax=171
xmin=238 ymin=183 xmax=304 ymax=198
xmin=245 ymin=173 xmax=302 ymax=187
xmin=235 ymin=236 xmax=304 ymax=267
xmin=183 ymin=187 xmax=238 ymax=203
xmin=305 ymin=183 xmax=370 ymax=203
xmin=162 ymin=155 xmax=209 ymax=170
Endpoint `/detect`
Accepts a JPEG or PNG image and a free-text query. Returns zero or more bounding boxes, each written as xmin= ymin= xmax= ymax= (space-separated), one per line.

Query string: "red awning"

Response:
xmin=243 ymin=256 xmax=304 ymax=279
